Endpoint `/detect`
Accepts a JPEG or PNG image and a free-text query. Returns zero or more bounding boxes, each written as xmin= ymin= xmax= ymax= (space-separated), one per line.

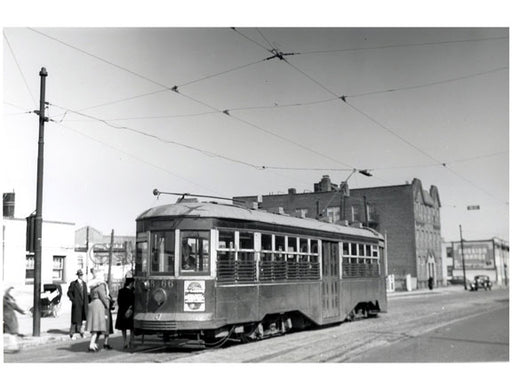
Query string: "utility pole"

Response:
xmin=107 ymin=229 xmax=114 ymax=292
xmin=33 ymin=67 xmax=48 ymax=337
xmin=459 ymin=225 xmax=467 ymax=290
xmin=363 ymin=196 xmax=369 ymax=227
xmin=85 ymin=226 xmax=89 ymax=276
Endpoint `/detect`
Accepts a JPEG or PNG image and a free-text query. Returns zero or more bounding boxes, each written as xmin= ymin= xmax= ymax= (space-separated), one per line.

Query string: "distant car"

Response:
xmin=468 ymin=275 xmax=492 ymax=291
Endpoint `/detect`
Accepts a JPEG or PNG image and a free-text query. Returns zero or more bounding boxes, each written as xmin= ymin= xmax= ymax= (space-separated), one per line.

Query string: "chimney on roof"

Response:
xmin=288 ymin=188 xmax=296 ymax=195
xmin=315 ymin=175 xmax=334 ymax=192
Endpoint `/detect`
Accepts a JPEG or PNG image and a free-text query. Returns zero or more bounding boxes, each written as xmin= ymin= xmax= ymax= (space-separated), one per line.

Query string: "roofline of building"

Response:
xmin=2 ymin=217 xmax=75 ymax=226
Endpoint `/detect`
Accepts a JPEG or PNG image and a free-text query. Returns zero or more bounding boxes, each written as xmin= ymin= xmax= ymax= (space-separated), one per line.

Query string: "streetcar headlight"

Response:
xmin=153 ymin=288 xmax=167 ymax=306
xmin=142 ymin=280 xmax=150 ymax=291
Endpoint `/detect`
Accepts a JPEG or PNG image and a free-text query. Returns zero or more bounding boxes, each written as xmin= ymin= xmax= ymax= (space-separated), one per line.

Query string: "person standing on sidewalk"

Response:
xmin=115 ymin=277 xmax=135 ymax=349
xmin=67 ymin=269 xmax=88 ymax=339
xmin=86 ymin=269 xmax=113 ymax=352
xmin=3 ymin=286 xmax=26 ymax=353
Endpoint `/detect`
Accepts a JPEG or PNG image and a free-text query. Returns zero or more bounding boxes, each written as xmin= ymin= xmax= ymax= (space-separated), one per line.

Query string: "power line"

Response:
xmin=341 ymin=100 xmax=508 ymax=205
xmin=28 ymin=28 xmax=172 ymax=91
xmin=297 ymin=36 xmax=509 ymax=55
xmin=231 ymin=27 xmax=273 ymax=54
xmin=343 ymin=100 xmax=443 ymax=163
xmin=48 ymin=102 xmax=263 ymax=170
xmin=76 ymin=88 xmax=169 ymax=112
xmin=76 ymin=58 xmax=268 ymax=113
xmin=50 ymin=121 xmax=224 ymax=195
xmin=3 ymin=31 xmax=37 ymax=106
xmin=178 ymin=58 xmax=267 ymax=88
xmin=347 ymin=66 xmax=508 ymax=98
xmin=239 ymin=32 xmax=508 ymax=205
xmin=225 ymin=110 xmax=355 ymax=169
xmin=50 ymin=110 xmax=218 ymax=122
xmin=29 ymin=26 xmax=358 ymax=170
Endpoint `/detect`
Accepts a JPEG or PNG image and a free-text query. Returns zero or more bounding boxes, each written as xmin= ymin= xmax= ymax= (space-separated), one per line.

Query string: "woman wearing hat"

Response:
xmin=115 ymin=277 xmax=135 ymax=349
xmin=86 ymin=269 xmax=113 ymax=352
xmin=67 ymin=269 xmax=88 ymax=339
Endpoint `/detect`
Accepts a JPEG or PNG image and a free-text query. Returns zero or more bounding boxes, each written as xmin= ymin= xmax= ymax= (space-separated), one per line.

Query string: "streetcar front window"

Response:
xmin=135 ymin=240 xmax=148 ymax=276
xmin=150 ymin=231 xmax=175 ymax=275
xmin=181 ymin=231 xmax=210 ymax=274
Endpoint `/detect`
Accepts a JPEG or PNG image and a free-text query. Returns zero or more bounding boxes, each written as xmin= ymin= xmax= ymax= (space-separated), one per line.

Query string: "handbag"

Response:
xmin=124 ymin=306 xmax=133 ymax=319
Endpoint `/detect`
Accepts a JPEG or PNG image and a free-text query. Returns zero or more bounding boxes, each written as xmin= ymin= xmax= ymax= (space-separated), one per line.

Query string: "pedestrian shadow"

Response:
xmin=47 ymin=329 xmax=68 ymax=335
xmin=56 ymin=340 xmax=93 ymax=353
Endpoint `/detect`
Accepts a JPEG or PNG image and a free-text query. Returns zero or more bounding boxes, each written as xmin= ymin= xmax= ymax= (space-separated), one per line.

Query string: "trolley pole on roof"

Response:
xmin=33 ymin=67 xmax=48 ymax=337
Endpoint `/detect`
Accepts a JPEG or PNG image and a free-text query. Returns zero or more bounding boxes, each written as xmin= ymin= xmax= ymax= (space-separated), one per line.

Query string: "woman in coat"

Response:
xmin=86 ymin=271 xmax=113 ymax=352
xmin=3 ymin=287 xmax=26 ymax=353
xmin=115 ymin=277 xmax=135 ymax=349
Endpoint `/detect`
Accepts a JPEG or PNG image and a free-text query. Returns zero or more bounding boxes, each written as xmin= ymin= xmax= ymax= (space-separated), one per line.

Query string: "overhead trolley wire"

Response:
xmin=295 ymin=35 xmax=509 ymax=56
xmin=48 ymin=102 xmax=263 ymax=170
xmin=3 ymin=31 xmax=37 ymax=106
xmin=347 ymin=66 xmax=509 ymax=98
xmin=26 ymin=29 xmax=358 ymax=170
xmin=235 ymin=29 xmax=509 ymax=205
xmin=50 ymin=120 xmax=224 ymax=195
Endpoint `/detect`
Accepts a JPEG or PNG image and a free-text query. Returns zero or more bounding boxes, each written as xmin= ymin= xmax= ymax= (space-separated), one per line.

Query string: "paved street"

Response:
xmin=4 ymin=286 xmax=508 ymax=363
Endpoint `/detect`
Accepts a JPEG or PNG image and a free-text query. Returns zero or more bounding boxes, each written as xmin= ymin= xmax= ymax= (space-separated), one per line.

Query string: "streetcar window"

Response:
xmin=287 ymin=237 xmax=297 ymax=252
xmin=181 ymin=231 xmax=210 ymax=274
xmin=275 ymin=235 xmax=285 ymax=252
xmin=218 ymin=230 xmax=235 ymax=250
xmin=239 ymin=232 xmax=254 ymax=250
xmin=350 ymin=243 xmax=357 ymax=256
xmin=311 ymin=241 xmax=319 ymax=254
xmin=261 ymin=234 xmax=272 ymax=251
xmin=135 ymin=241 xmax=148 ymax=276
xmin=342 ymin=242 xmax=349 ymax=256
xmin=150 ymin=231 xmax=175 ymax=275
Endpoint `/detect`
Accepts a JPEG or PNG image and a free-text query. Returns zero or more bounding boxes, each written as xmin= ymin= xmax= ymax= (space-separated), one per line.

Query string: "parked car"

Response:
xmin=468 ymin=275 xmax=492 ymax=291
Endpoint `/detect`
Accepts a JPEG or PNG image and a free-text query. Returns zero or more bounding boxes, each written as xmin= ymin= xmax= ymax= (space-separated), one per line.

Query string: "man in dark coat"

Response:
xmin=67 ymin=269 xmax=88 ymax=339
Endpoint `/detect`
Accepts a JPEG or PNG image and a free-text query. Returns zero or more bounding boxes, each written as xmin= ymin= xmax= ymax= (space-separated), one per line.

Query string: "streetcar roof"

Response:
xmin=137 ymin=201 xmax=383 ymax=240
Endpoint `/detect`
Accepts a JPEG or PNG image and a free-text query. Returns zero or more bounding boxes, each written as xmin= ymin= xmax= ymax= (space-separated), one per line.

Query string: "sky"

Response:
xmin=1 ymin=8 xmax=510 ymax=245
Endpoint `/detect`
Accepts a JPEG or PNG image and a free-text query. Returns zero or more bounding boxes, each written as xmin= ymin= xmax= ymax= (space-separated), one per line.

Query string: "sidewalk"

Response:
xmin=387 ymin=284 xmax=464 ymax=298
xmin=5 ymin=284 xmax=120 ymax=351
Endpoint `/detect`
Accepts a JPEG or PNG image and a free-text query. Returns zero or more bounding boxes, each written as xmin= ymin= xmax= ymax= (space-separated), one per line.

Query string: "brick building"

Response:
xmin=234 ymin=176 xmax=442 ymax=289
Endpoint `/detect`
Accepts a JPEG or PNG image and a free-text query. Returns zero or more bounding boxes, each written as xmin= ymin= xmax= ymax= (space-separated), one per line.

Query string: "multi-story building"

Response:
xmin=443 ymin=238 xmax=509 ymax=287
xmin=234 ymin=176 xmax=442 ymax=290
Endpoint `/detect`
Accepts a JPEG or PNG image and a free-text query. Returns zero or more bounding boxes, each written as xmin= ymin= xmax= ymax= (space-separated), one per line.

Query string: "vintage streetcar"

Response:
xmin=133 ymin=197 xmax=387 ymax=346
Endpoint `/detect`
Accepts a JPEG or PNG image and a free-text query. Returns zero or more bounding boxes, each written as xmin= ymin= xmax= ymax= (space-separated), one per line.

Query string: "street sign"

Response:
xmin=467 ymin=205 xmax=480 ymax=210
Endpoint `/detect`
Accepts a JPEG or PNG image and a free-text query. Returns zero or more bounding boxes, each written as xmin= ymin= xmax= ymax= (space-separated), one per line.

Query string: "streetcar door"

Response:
xmin=322 ymin=241 xmax=340 ymax=319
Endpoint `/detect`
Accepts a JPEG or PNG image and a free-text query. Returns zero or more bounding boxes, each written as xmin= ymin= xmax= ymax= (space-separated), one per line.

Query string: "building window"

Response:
xmin=351 ymin=206 xmax=361 ymax=223
xmin=52 ymin=256 xmax=65 ymax=281
xmin=295 ymin=208 xmax=309 ymax=218
xmin=326 ymin=206 xmax=340 ymax=223
xmin=26 ymin=255 xmax=34 ymax=280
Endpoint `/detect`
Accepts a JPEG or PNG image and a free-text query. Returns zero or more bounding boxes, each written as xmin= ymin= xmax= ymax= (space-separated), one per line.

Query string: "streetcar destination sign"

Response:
xmin=467 ymin=205 xmax=480 ymax=210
